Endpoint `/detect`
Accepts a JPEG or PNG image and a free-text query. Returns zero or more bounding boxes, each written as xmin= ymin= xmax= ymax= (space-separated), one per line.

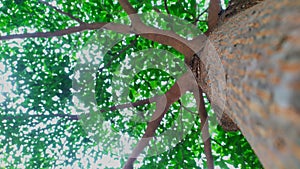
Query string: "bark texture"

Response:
xmin=201 ymin=0 xmax=300 ymax=168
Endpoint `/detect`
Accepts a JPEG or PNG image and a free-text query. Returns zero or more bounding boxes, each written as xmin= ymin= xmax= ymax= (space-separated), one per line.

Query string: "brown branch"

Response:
xmin=123 ymin=72 xmax=197 ymax=169
xmin=1 ymin=0 xmax=207 ymax=67
xmin=0 ymin=23 xmax=131 ymax=40
xmin=195 ymin=87 xmax=214 ymax=169
xmin=38 ymin=0 xmax=84 ymax=24
xmin=0 ymin=20 xmax=203 ymax=65
xmin=1 ymin=0 xmax=207 ymax=65
xmin=207 ymin=0 xmax=221 ymax=33
xmin=153 ymin=7 xmax=162 ymax=13
xmin=118 ymin=0 xmax=205 ymax=64
xmin=0 ymin=21 xmax=201 ymax=63
xmin=118 ymin=0 xmax=137 ymax=15
xmin=175 ymin=67 xmax=214 ymax=168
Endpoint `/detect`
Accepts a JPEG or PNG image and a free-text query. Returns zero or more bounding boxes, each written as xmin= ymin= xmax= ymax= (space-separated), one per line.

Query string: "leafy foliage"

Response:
xmin=0 ymin=0 xmax=262 ymax=168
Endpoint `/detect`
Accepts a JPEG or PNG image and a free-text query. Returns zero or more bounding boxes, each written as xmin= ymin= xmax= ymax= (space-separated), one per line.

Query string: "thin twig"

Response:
xmin=164 ymin=0 xmax=170 ymax=14
xmin=100 ymin=95 xmax=162 ymax=113
xmin=38 ymin=0 xmax=84 ymax=24
xmin=197 ymin=87 xmax=214 ymax=169
xmin=178 ymin=100 xmax=198 ymax=115
xmin=211 ymin=138 xmax=223 ymax=147
xmin=1 ymin=95 xmax=161 ymax=121
xmin=179 ymin=104 xmax=185 ymax=166
xmin=181 ymin=104 xmax=198 ymax=115
xmin=193 ymin=8 xmax=208 ymax=25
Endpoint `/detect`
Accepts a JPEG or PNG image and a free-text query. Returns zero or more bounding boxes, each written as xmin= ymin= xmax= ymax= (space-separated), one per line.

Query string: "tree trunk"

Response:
xmin=200 ymin=0 xmax=300 ymax=168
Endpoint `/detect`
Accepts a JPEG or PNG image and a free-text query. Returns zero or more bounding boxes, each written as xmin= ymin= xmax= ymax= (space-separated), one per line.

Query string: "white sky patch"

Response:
xmin=156 ymin=0 xmax=162 ymax=6
xmin=0 ymin=61 xmax=14 ymax=103
xmin=220 ymin=0 xmax=227 ymax=9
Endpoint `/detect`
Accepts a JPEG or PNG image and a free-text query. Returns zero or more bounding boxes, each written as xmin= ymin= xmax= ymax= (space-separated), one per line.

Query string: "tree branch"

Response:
xmin=193 ymin=8 xmax=208 ymax=25
xmin=38 ymin=0 xmax=84 ymax=24
xmin=0 ymin=22 xmax=131 ymax=40
xmin=207 ymin=0 xmax=221 ymax=33
xmin=0 ymin=20 xmax=204 ymax=65
xmin=118 ymin=0 xmax=137 ymax=15
xmin=1 ymin=0 xmax=206 ymax=65
xmin=164 ymin=0 xmax=170 ymax=14
xmin=180 ymin=102 xmax=198 ymax=115
xmin=195 ymin=86 xmax=214 ymax=169
xmin=117 ymin=0 xmax=206 ymax=64
xmin=123 ymin=72 xmax=197 ymax=169
xmin=0 ymin=21 xmax=201 ymax=63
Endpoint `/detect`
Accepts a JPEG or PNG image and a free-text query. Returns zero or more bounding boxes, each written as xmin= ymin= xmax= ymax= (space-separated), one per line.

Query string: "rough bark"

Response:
xmin=200 ymin=0 xmax=300 ymax=168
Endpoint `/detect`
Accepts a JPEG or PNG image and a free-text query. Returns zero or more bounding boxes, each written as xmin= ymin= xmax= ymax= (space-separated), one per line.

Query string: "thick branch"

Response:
xmin=123 ymin=72 xmax=196 ymax=169
xmin=1 ymin=0 xmax=207 ymax=65
xmin=118 ymin=0 xmax=137 ymax=15
xmin=196 ymin=87 xmax=214 ymax=169
xmin=0 ymin=21 xmax=204 ymax=65
xmin=117 ymin=0 xmax=205 ymax=64
xmin=0 ymin=22 xmax=201 ymax=62
xmin=207 ymin=0 xmax=221 ymax=33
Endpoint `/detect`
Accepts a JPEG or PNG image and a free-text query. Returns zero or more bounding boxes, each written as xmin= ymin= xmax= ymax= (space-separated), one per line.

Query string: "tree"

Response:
xmin=0 ymin=0 xmax=299 ymax=168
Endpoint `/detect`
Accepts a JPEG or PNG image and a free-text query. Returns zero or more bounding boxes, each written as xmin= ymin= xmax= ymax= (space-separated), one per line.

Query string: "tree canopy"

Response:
xmin=0 ymin=0 xmax=264 ymax=168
